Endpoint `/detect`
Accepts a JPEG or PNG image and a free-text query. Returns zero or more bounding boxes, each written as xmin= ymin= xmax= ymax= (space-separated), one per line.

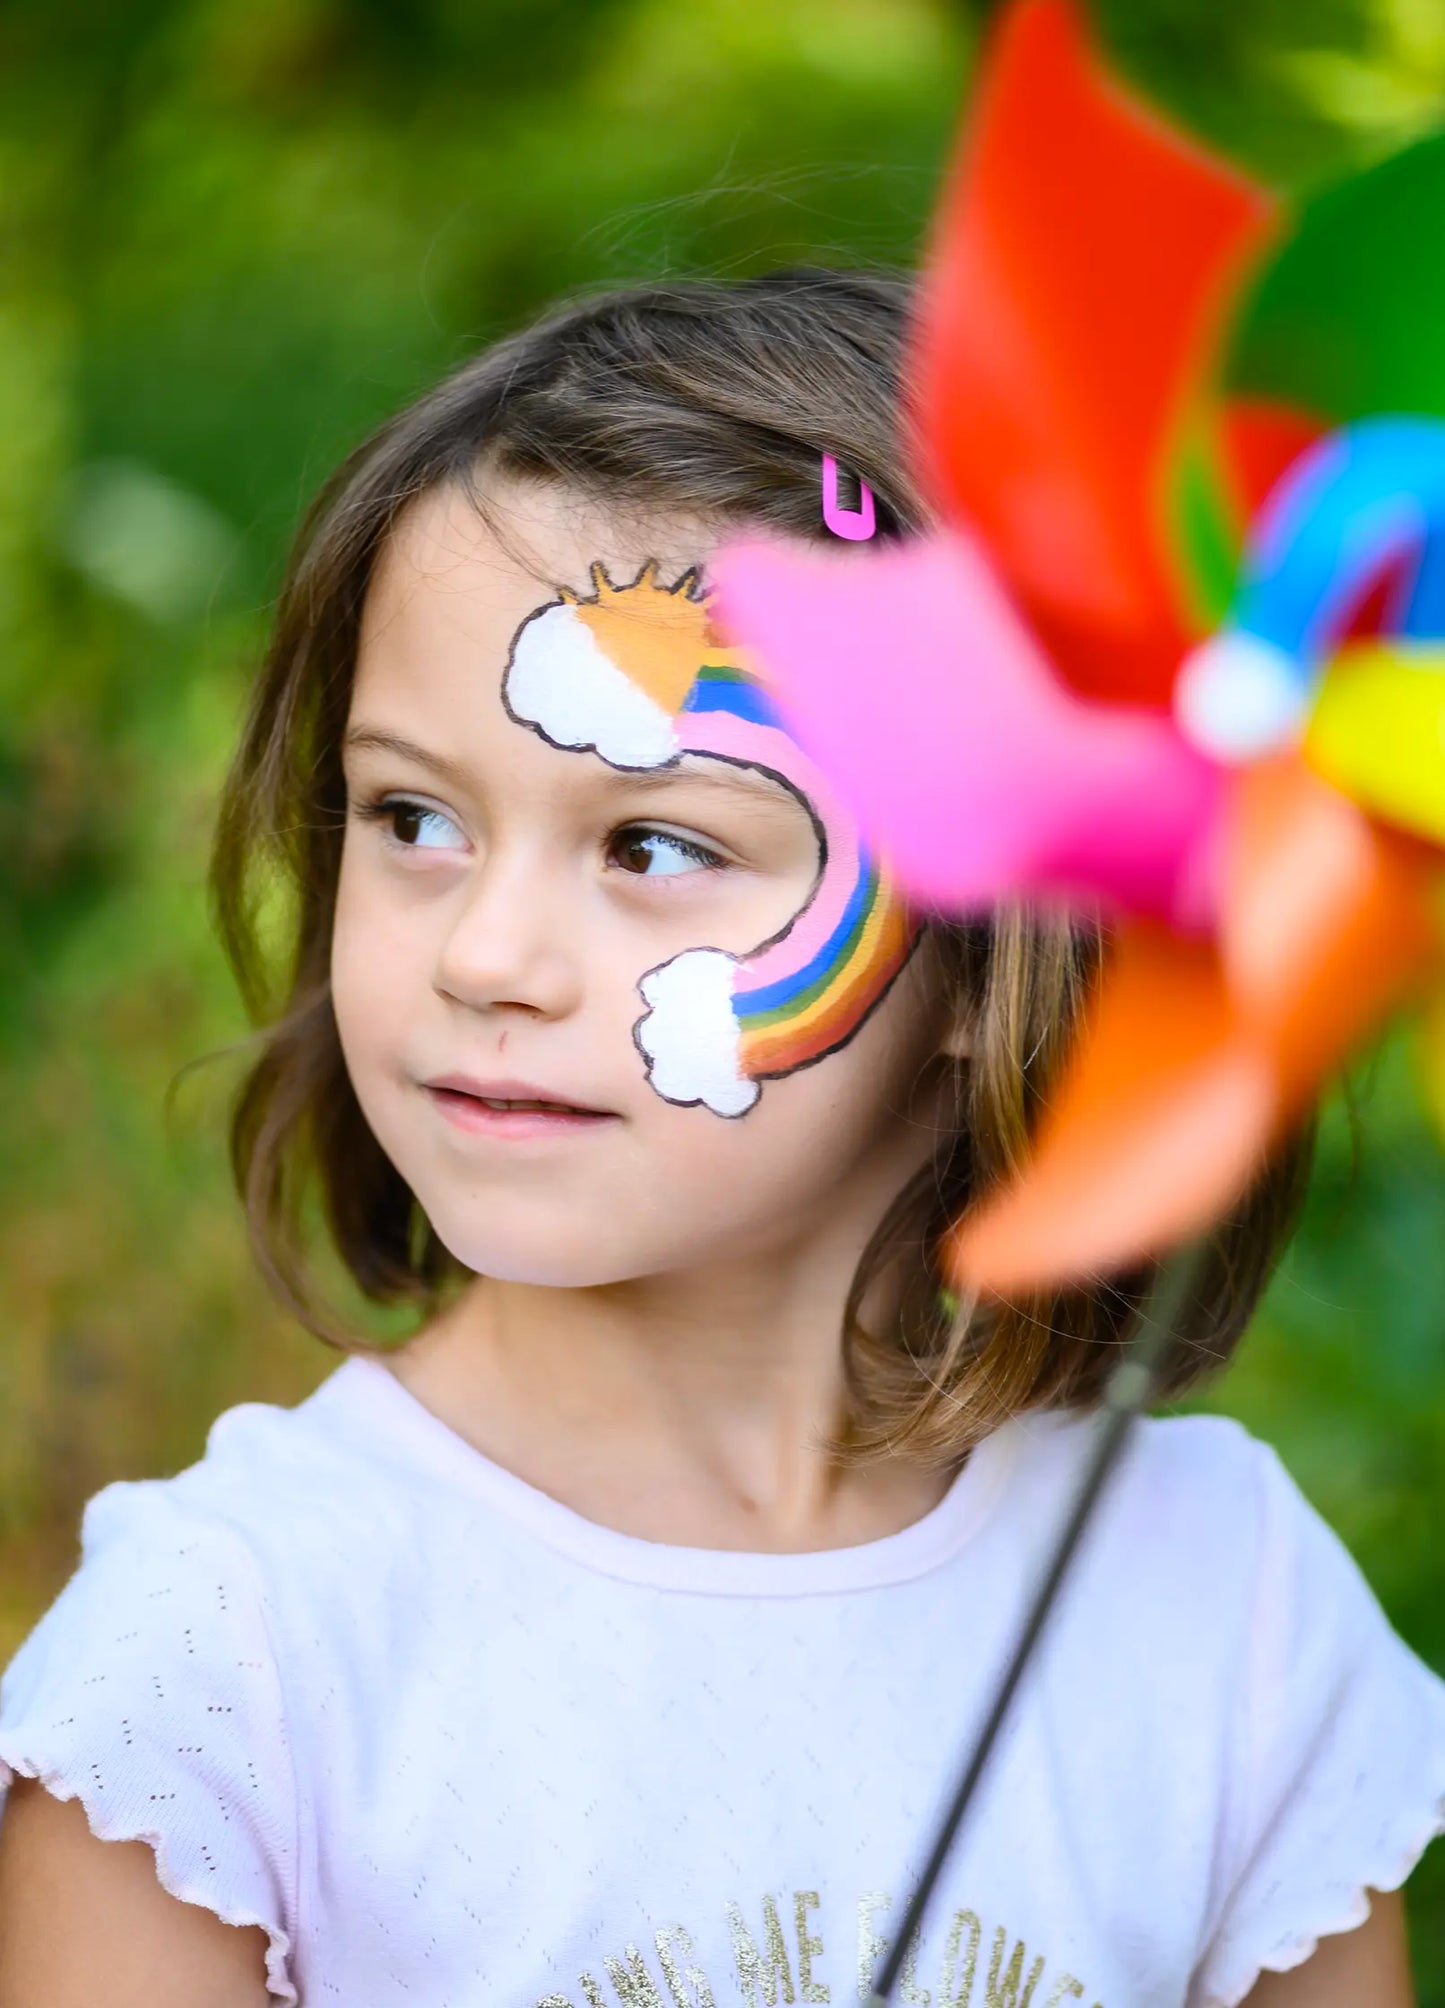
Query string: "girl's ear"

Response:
xmin=915 ymin=922 xmax=973 ymax=1064
xmin=931 ymin=975 xmax=975 ymax=1060
xmin=937 ymin=999 xmax=974 ymax=1064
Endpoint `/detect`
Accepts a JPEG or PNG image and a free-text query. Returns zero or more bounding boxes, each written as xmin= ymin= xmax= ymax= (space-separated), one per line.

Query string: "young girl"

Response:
xmin=0 ymin=269 xmax=1442 ymax=2008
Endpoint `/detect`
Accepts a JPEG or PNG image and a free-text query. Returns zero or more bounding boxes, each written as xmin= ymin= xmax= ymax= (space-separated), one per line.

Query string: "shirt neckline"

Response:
xmin=305 ymin=1353 xmax=1023 ymax=1597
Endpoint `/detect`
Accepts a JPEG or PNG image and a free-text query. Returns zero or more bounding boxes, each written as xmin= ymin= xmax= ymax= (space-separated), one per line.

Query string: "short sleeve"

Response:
xmin=1191 ymin=1438 xmax=1445 ymax=2006
xmin=0 ymin=1479 xmax=300 ymax=2006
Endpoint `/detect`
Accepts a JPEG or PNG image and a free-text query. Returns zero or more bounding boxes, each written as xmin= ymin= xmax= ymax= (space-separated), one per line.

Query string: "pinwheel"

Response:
xmin=710 ymin=14 xmax=1445 ymax=1995
xmin=713 ymin=0 xmax=1445 ymax=1298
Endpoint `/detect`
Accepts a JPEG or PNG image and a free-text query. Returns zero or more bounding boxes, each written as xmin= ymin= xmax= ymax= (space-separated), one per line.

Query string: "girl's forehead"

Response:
xmin=351 ymin=482 xmax=748 ymax=773
xmin=362 ymin=479 xmax=718 ymax=650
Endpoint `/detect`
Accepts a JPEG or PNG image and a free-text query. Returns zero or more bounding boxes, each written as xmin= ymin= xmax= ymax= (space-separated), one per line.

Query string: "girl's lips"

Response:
xmin=424 ymin=1085 xmax=618 ymax=1140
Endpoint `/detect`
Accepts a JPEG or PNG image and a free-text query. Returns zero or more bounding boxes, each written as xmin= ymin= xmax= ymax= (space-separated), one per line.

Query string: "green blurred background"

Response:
xmin=2 ymin=0 xmax=1443 ymax=1990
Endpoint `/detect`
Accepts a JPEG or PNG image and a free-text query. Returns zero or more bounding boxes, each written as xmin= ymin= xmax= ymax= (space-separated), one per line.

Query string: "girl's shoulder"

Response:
xmin=154 ymin=1350 xmax=431 ymax=1533
xmin=1001 ymin=1402 xmax=1423 ymax=1702
xmin=1010 ymin=1397 xmax=1288 ymax=1504
xmin=1006 ymin=1400 xmax=1343 ymax=1598
xmin=71 ymin=1352 xmax=488 ymax=1593
xmin=1000 ymin=1405 xmax=1445 ymax=1999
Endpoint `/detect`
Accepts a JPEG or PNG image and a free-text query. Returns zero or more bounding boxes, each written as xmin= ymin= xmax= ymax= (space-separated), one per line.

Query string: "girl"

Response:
xmin=0 ymin=269 xmax=1442 ymax=2008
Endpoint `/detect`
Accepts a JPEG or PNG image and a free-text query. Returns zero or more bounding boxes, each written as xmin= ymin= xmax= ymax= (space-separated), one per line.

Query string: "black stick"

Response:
xmin=866 ymin=1239 xmax=1211 ymax=2005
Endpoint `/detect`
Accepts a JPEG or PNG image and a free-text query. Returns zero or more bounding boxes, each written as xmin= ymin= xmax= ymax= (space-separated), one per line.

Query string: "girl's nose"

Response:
xmin=431 ymin=847 xmax=583 ymax=1021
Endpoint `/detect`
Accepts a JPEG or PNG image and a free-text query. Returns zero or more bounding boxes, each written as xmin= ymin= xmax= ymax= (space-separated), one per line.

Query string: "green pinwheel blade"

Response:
xmin=1228 ymin=128 xmax=1445 ymax=423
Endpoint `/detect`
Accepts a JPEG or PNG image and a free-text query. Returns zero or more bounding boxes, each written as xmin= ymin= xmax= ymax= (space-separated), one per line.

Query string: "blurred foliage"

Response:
xmin=1 ymin=0 xmax=1442 ymax=1990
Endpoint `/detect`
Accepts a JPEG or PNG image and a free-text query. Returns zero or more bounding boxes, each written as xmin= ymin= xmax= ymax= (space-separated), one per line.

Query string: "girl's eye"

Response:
xmin=609 ymin=826 xmax=726 ymax=878
xmin=351 ymin=799 xmax=724 ymax=876
xmin=353 ymin=795 xmax=465 ymax=853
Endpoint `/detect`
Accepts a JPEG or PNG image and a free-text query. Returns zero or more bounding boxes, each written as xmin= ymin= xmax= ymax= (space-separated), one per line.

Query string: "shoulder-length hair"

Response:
xmin=201 ymin=267 xmax=1311 ymax=1465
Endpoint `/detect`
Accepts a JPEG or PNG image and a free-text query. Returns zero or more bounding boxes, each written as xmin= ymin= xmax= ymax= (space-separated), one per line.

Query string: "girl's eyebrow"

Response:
xmin=342 ymin=726 xmax=796 ymax=808
xmin=621 ymin=762 xmax=797 ymax=808
xmin=342 ymin=727 xmax=474 ymax=792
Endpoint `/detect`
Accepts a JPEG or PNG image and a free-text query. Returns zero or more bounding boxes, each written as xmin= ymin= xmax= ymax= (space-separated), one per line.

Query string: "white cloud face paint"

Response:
xmin=503 ymin=560 xmax=918 ymax=1118
xmin=506 ymin=597 xmax=680 ymax=769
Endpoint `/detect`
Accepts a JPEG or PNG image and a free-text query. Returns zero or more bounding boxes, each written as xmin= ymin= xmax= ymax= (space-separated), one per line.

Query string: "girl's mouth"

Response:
xmin=423 ymin=1079 xmax=618 ymax=1138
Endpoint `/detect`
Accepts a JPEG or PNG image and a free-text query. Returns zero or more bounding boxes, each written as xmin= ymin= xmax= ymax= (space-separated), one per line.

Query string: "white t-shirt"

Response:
xmin=2 ymin=1355 xmax=1443 ymax=2008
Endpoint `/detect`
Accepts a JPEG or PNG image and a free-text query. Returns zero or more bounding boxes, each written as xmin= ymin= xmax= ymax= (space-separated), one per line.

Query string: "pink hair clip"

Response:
xmin=821 ymin=452 xmax=876 ymax=540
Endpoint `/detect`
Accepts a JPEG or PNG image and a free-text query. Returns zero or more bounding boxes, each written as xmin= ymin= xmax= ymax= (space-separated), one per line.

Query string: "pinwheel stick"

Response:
xmin=867 ymin=1236 xmax=1213 ymax=2005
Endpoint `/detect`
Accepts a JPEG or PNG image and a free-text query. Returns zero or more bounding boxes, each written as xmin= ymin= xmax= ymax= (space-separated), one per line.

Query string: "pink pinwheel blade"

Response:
xmin=710 ymin=529 xmax=1224 ymax=929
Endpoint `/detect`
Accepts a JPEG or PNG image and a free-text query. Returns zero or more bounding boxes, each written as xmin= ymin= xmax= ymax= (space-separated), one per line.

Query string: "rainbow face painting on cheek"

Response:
xmin=502 ymin=560 xmax=919 ymax=1116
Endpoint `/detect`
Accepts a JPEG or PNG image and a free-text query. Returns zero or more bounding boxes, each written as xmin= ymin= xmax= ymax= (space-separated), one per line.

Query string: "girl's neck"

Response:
xmin=384 ymin=1261 xmax=957 ymax=1554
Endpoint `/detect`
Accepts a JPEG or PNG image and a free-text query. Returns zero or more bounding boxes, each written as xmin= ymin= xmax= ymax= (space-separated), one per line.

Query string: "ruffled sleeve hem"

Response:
xmin=1198 ymin=1772 xmax=1445 ymax=2005
xmin=0 ymin=1486 xmax=303 ymax=2007
xmin=1187 ymin=1436 xmax=1445 ymax=2008
xmin=0 ymin=1744 xmax=298 ymax=2007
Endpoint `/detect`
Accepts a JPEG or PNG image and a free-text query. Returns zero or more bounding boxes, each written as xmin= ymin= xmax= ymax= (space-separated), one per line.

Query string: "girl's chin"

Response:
xmin=416 ymin=1173 xmax=806 ymax=1286
xmin=425 ymin=1227 xmax=679 ymax=1292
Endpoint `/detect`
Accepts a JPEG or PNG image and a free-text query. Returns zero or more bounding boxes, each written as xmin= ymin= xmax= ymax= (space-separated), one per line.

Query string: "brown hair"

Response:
xmin=197 ymin=266 xmax=1311 ymax=1464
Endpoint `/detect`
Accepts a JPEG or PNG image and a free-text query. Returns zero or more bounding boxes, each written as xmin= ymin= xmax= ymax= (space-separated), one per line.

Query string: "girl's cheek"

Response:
xmin=332 ymin=877 xmax=425 ymax=1041
xmin=614 ymin=868 xmax=809 ymax=961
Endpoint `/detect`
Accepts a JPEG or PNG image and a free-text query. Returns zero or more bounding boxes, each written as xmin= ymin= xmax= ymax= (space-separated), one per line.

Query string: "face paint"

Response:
xmin=503 ymin=560 xmax=920 ymax=1116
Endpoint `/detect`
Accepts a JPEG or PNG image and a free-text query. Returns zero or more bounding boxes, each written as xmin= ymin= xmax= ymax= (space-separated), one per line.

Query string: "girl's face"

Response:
xmin=331 ymin=478 xmax=954 ymax=1288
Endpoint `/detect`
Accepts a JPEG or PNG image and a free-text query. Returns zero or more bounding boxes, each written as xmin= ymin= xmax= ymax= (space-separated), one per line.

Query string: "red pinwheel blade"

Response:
xmin=913 ymin=0 xmax=1279 ymax=707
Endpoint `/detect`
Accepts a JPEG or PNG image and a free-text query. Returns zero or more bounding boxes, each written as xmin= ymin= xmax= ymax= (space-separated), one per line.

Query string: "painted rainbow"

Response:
xmin=504 ymin=560 xmax=920 ymax=1113
xmin=678 ymin=659 xmax=918 ymax=1083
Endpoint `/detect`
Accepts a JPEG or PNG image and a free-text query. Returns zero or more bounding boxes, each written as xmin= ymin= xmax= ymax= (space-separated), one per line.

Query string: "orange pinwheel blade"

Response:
xmin=947 ymin=923 xmax=1275 ymax=1294
xmin=950 ymin=759 xmax=1438 ymax=1298
xmin=912 ymin=0 xmax=1278 ymax=706
xmin=1223 ymin=755 xmax=1439 ymax=1107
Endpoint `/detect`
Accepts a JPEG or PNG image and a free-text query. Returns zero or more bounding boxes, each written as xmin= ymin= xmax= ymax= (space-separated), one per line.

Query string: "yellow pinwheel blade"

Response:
xmin=1306 ymin=641 xmax=1445 ymax=845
